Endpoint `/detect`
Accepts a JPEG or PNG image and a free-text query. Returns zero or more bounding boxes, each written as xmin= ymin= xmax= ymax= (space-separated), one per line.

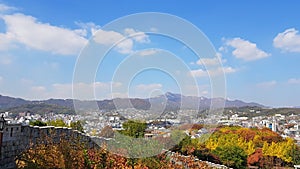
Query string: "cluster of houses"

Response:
xmin=218 ymin=112 xmax=300 ymax=145
xmin=1 ymin=108 xmax=300 ymax=145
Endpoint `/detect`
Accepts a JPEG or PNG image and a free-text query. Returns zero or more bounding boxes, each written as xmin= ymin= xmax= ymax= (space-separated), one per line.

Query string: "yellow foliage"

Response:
xmin=204 ymin=132 xmax=255 ymax=156
xmin=262 ymin=137 xmax=295 ymax=163
xmin=90 ymin=129 xmax=97 ymax=136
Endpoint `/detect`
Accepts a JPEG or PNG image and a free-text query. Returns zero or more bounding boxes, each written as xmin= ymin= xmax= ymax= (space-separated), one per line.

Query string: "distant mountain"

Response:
xmin=0 ymin=93 xmax=265 ymax=114
xmin=38 ymin=98 xmax=74 ymax=109
xmin=164 ymin=92 xmax=182 ymax=102
xmin=225 ymin=99 xmax=263 ymax=108
xmin=4 ymin=103 xmax=75 ymax=115
xmin=151 ymin=92 xmax=264 ymax=110
xmin=0 ymin=95 xmax=30 ymax=109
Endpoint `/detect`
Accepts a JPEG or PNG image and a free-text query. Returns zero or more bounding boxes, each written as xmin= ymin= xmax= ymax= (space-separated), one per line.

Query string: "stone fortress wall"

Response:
xmin=0 ymin=123 xmax=104 ymax=169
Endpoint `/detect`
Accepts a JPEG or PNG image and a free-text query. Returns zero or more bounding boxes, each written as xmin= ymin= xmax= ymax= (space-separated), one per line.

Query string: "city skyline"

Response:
xmin=0 ymin=1 xmax=300 ymax=107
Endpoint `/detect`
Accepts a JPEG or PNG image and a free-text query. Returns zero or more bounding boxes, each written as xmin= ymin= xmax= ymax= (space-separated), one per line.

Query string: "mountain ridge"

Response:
xmin=0 ymin=93 xmax=265 ymax=114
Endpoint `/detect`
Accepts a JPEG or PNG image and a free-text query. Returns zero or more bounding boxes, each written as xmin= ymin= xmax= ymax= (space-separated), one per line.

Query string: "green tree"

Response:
xmin=292 ymin=145 xmax=300 ymax=165
xmin=29 ymin=120 xmax=47 ymax=126
xmin=70 ymin=121 xmax=84 ymax=133
xmin=47 ymin=119 xmax=67 ymax=127
xmin=121 ymin=120 xmax=147 ymax=138
xmin=213 ymin=145 xmax=247 ymax=169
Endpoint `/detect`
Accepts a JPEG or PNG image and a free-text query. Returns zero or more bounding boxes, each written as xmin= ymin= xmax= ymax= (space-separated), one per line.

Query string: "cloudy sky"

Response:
xmin=0 ymin=0 xmax=300 ymax=107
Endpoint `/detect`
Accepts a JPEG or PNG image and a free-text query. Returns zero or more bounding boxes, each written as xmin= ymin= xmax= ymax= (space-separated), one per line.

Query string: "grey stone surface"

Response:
xmin=0 ymin=124 xmax=102 ymax=169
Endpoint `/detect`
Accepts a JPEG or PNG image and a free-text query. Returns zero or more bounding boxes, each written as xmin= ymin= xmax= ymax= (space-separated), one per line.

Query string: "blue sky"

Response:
xmin=0 ymin=1 xmax=300 ymax=107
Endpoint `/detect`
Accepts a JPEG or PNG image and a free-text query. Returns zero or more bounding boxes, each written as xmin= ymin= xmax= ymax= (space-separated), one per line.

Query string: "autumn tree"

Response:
xmin=262 ymin=137 xmax=295 ymax=163
xmin=247 ymin=148 xmax=263 ymax=167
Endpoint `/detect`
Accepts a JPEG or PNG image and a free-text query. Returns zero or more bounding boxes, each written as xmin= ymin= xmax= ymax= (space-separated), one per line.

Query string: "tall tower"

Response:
xmin=272 ymin=116 xmax=276 ymax=132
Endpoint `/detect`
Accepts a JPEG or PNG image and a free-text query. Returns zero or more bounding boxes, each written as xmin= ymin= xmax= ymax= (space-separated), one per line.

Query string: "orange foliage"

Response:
xmin=247 ymin=148 xmax=263 ymax=166
xmin=236 ymin=128 xmax=256 ymax=141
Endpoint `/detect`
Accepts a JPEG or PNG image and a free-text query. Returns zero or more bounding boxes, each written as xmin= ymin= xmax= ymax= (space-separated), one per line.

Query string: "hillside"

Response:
xmin=0 ymin=93 xmax=265 ymax=114
xmin=3 ymin=103 xmax=75 ymax=116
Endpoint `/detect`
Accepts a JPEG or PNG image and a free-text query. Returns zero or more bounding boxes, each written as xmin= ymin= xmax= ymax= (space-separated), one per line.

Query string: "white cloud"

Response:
xmin=1 ymin=13 xmax=88 ymax=55
xmin=131 ymin=83 xmax=163 ymax=98
xmin=110 ymin=92 xmax=128 ymax=99
xmin=288 ymin=78 xmax=300 ymax=84
xmin=93 ymin=29 xmax=133 ymax=54
xmin=135 ymin=83 xmax=162 ymax=91
xmin=23 ymin=82 xmax=124 ymax=100
xmin=201 ymin=90 xmax=209 ymax=95
xmin=257 ymin=80 xmax=277 ymax=88
xmin=0 ymin=11 xmax=149 ymax=56
xmin=138 ymin=49 xmax=159 ymax=56
xmin=0 ymin=33 xmax=14 ymax=50
xmin=190 ymin=66 xmax=237 ymax=78
xmin=31 ymin=86 xmax=46 ymax=92
xmin=56 ymin=82 xmax=123 ymax=99
xmin=197 ymin=58 xmax=219 ymax=66
xmin=221 ymin=67 xmax=237 ymax=74
xmin=194 ymin=52 xmax=225 ymax=67
xmin=207 ymin=67 xmax=236 ymax=76
xmin=183 ymin=84 xmax=210 ymax=97
xmin=124 ymin=28 xmax=149 ymax=43
xmin=116 ymin=39 xmax=134 ymax=54
xmin=75 ymin=21 xmax=101 ymax=37
xmin=150 ymin=27 xmax=158 ymax=32
xmin=218 ymin=46 xmax=227 ymax=52
xmin=273 ymin=28 xmax=300 ymax=52
xmin=196 ymin=56 xmax=225 ymax=66
xmin=0 ymin=4 xmax=16 ymax=12
xmin=20 ymin=78 xmax=33 ymax=85
xmin=93 ymin=28 xmax=149 ymax=54
xmin=93 ymin=29 xmax=124 ymax=45
xmin=27 ymin=82 xmax=165 ymax=100
xmin=190 ymin=69 xmax=207 ymax=77
xmin=226 ymin=37 xmax=270 ymax=61
xmin=216 ymin=52 xmax=222 ymax=58
xmin=43 ymin=61 xmax=59 ymax=70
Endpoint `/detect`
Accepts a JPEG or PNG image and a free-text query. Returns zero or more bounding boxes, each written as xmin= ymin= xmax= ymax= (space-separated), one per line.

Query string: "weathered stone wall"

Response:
xmin=0 ymin=124 xmax=25 ymax=169
xmin=165 ymin=150 xmax=232 ymax=169
xmin=0 ymin=124 xmax=105 ymax=169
